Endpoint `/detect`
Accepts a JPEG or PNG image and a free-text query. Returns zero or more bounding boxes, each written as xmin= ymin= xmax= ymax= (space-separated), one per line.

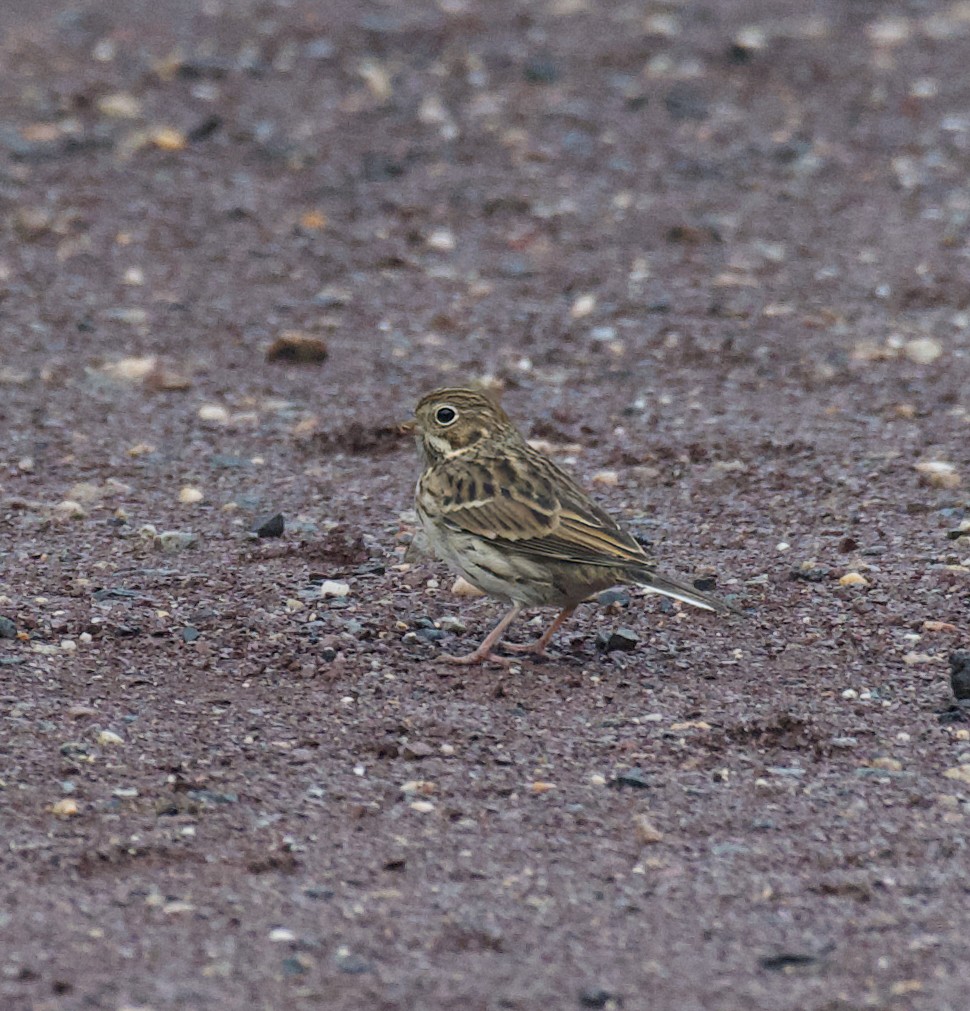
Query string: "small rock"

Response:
xmin=198 ymin=404 xmax=231 ymax=424
xmin=54 ymin=500 xmax=87 ymax=519
xmin=613 ymin=768 xmax=650 ymax=790
xmin=451 ymin=576 xmax=484 ymax=597
xmin=320 ymin=580 xmax=350 ymax=598
xmin=597 ymin=589 xmax=630 ymax=607
xmin=790 ymin=562 xmax=830 ymax=582
xmin=178 ymin=486 xmax=204 ymax=505
xmin=570 ymin=293 xmax=597 ymax=319
xmin=409 ymin=800 xmax=435 ymax=813
xmin=591 ymin=470 xmax=619 ymax=486
xmin=266 ymin=332 xmax=329 ymax=364
xmin=0 ymin=616 xmax=16 ymax=639
xmin=254 ymin=513 xmax=285 ymax=538
xmin=529 ymin=781 xmax=556 ymax=794
xmin=838 ymin=572 xmax=869 ymax=587
xmin=97 ymin=730 xmax=124 ymax=746
xmin=633 ymin=814 xmax=664 ymax=844
xmin=915 ymin=460 xmax=961 ymax=490
xmin=596 ymin=628 xmax=639 ymax=653
xmin=579 ymin=988 xmax=619 ymax=1009
xmin=904 ymin=337 xmax=942 ymax=364
xmin=180 ymin=627 xmax=200 ymax=643
xmin=269 ymin=928 xmax=296 ymax=943
xmin=437 ymin=615 xmax=466 ymax=633
xmin=157 ymin=530 xmax=199 ymax=552
xmin=333 ymin=947 xmax=371 ymax=974
xmin=524 ymin=56 xmax=558 ymax=84
xmin=402 ymin=741 xmax=434 ymax=760
xmin=947 ymin=519 xmax=970 ymax=540
xmin=425 ymin=228 xmax=456 ymax=252
xmin=943 ymin=765 xmax=970 ymax=785
xmin=50 ymin=798 xmax=79 ymax=817
xmin=950 ymin=651 xmax=970 ymax=701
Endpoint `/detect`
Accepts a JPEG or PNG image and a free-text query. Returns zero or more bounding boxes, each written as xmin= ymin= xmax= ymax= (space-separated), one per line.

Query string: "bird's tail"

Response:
xmin=631 ymin=567 xmax=737 ymax=614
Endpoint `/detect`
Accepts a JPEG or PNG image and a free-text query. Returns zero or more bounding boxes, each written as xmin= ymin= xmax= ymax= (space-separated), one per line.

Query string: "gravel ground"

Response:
xmin=1 ymin=2 xmax=969 ymax=1009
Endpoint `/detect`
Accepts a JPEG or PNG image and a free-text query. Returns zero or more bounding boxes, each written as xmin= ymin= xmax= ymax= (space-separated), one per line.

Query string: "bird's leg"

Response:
xmin=503 ymin=607 xmax=576 ymax=657
xmin=441 ymin=604 xmax=522 ymax=665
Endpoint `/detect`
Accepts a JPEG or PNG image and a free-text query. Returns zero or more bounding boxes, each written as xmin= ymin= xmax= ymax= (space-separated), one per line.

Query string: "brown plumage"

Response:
xmin=411 ymin=387 xmax=734 ymax=664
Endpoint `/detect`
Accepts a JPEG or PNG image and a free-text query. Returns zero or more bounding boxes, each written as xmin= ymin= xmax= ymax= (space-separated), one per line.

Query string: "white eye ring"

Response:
xmin=435 ymin=405 xmax=458 ymax=426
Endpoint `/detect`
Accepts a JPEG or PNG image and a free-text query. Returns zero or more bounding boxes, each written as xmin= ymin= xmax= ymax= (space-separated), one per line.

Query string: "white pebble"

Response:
xmin=320 ymin=580 xmax=350 ymax=598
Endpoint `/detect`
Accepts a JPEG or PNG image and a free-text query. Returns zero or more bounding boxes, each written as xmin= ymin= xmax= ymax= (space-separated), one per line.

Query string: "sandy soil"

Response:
xmin=1 ymin=2 xmax=969 ymax=1009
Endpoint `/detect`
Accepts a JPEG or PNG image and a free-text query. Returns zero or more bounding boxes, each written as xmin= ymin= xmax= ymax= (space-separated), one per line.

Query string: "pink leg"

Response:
xmin=503 ymin=607 xmax=576 ymax=657
xmin=441 ymin=604 xmax=522 ymax=666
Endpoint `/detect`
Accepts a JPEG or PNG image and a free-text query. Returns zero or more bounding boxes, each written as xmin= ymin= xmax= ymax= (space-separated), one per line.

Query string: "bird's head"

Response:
xmin=411 ymin=387 xmax=516 ymax=464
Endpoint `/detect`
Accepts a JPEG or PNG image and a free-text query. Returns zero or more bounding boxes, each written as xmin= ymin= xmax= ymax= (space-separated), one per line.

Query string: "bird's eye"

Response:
xmin=435 ymin=405 xmax=457 ymax=426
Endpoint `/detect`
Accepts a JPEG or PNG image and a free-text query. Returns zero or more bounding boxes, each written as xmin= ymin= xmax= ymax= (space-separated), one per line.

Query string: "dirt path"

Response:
xmin=1 ymin=2 xmax=968 ymax=1009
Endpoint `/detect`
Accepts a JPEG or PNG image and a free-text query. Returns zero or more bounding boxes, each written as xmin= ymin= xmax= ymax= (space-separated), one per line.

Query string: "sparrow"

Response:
xmin=408 ymin=387 xmax=735 ymax=664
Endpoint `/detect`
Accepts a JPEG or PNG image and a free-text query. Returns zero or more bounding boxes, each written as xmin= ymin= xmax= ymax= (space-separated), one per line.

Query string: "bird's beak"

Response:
xmin=398 ymin=419 xmax=418 ymax=435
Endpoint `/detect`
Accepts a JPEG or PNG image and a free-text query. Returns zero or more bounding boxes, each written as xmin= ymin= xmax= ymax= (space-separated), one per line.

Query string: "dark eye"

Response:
xmin=435 ymin=405 xmax=457 ymax=426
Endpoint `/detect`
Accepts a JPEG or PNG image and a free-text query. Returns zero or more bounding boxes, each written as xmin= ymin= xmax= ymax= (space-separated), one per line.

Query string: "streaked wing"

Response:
xmin=422 ymin=448 xmax=651 ymax=569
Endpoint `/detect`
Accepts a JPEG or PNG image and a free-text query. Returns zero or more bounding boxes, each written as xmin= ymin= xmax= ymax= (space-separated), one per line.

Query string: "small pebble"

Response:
xmin=570 ymin=293 xmax=597 ymax=319
xmin=425 ymin=228 xmax=456 ymax=252
xmin=51 ymin=798 xmax=79 ymax=817
xmin=0 ymin=616 xmax=16 ymax=639
xmin=839 ymin=572 xmax=869 ymax=587
xmin=915 ymin=460 xmax=961 ymax=490
xmin=596 ymin=628 xmax=639 ymax=653
xmin=253 ymin=513 xmax=285 ymax=538
xmin=904 ymin=337 xmax=942 ymax=365
xmin=269 ymin=928 xmax=296 ymax=943
xmin=320 ymin=580 xmax=350 ymax=598
xmin=613 ymin=768 xmax=650 ymax=790
xmin=529 ymin=781 xmax=556 ymax=794
xmin=178 ymin=486 xmax=204 ymax=505
xmin=633 ymin=814 xmax=664 ymax=844
xmin=266 ymin=332 xmax=329 ymax=364
xmin=198 ymin=404 xmax=231 ymax=424
xmin=942 ymin=765 xmax=970 ymax=785
xmin=950 ymin=651 xmax=970 ymax=701
xmin=97 ymin=730 xmax=124 ymax=746
xmin=157 ymin=530 xmax=199 ymax=552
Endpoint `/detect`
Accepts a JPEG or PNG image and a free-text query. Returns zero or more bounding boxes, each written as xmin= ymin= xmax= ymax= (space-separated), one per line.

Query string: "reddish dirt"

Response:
xmin=1 ymin=2 xmax=969 ymax=1009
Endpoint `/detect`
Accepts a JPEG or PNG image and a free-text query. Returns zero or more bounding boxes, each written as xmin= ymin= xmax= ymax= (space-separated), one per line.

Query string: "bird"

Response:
xmin=407 ymin=387 xmax=735 ymax=664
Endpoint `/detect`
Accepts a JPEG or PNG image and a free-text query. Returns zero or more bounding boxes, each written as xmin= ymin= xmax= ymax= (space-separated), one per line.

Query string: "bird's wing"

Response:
xmin=423 ymin=449 xmax=650 ymax=568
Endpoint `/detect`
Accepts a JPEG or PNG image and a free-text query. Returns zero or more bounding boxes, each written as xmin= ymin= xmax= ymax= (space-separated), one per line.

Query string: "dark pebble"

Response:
xmin=180 ymin=626 xmax=200 ymax=643
xmin=254 ymin=513 xmax=285 ymax=538
xmin=320 ymin=646 xmax=338 ymax=662
xmin=947 ymin=528 xmax=970 ymax=540
xmin=0 ymin=616 xmax=17 ymax=639
xmin=760 ymin=952 xmax=819 ymax=971
xmin=664 ymin=82 xmax=709 ymax=121
xmin=692 ymin=576 xmax=718 ymax=592
xmin=186 ymin=789 xmax=239 ymax=805
xmin=612 ymin=768 xmax=649 ymax=790
xmin=597 ymin=589 xmax=630 ymax=607
xmin=789 ymin=566 xmax=830 ymax=583
xmin=580 ymin=988 xmax=619 ymax=1008
xmin=334 ymin=950 xmax=371 ymax=975
xmin=280 ymin=957 xmax=307 ymax=977
xmin=950 ymin=651 xmax=970 ymax=701
xmin=414 ymin=627 xmax=446 ymax=642
xmin=524 ymin=57 xmax=558 ymax=84
xmin=596 ymin=628 xmax=639 ymax=653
